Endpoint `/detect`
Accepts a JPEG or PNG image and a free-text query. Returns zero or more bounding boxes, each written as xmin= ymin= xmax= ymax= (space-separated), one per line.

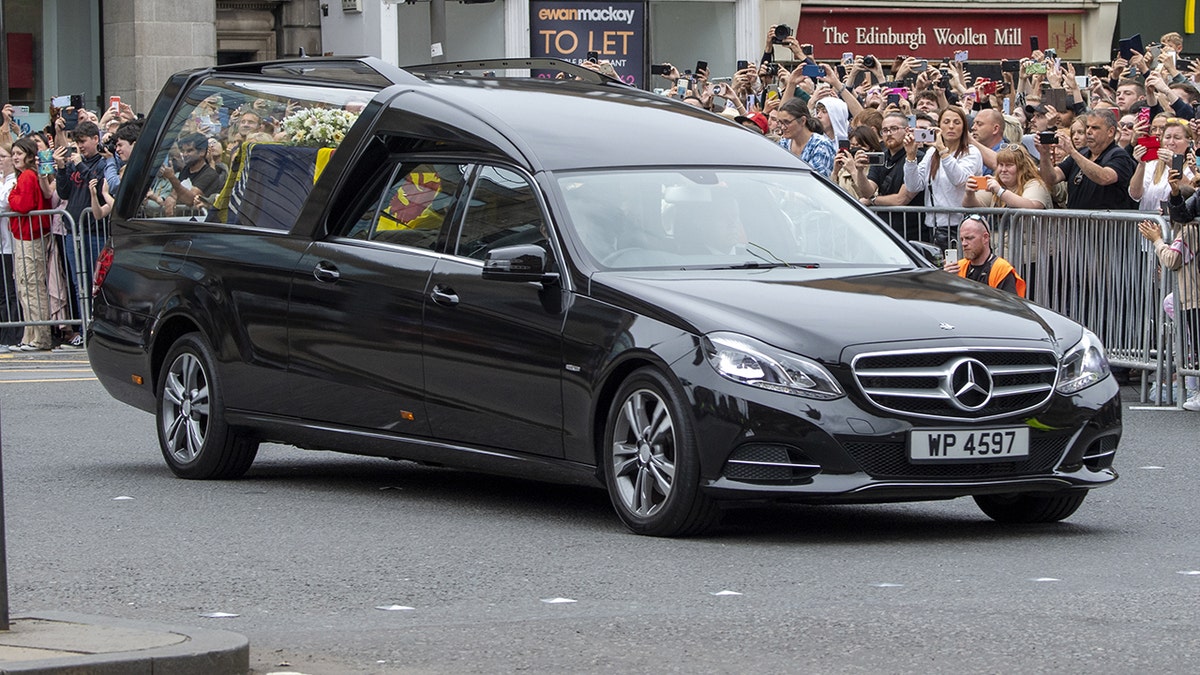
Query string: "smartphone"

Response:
xmin=695 ymin=60 xmax=708 ymax=75
xmin=838 ymin=139 xmax=851 ymax=151
xmin=109 ymin=95 xmax=121 ymax=112
xmin=1089 ymin=66 xmax=1109 ymax=78
xmin=1001 ymin=59 xmax=1020 ymax=73
xmin=865 ymin=152 xmax=885 ymax=166
xmin=913 ymin=59 xmax=928 ymax=71
xmin=968 ymin=175 xmax=989 ymax=191
xmin=676 ymin=78 xmax=689 ymax=97
xmin=70 ymin=93 xmax=84 ymax=109
xmin=842 ymin=52 xmax=854 ymax=65
xmin=1179 ymin=58 xmax=1196 ymax=71
xmin=913 ymin=128 xmax=935 ymax=143
xmin=586 ymin=51 xmax=599 ymax=63
xmin=736 ymin=59 xmax=749 ymax=72
xmin=1138 ymin=106 xmax=1151 ymax=126
xmin=1074 ymin=75 xmax=1088 ymax=88
xmin=1172 ymin=154 xmax=1186 ymax=172
xmin=802 ymin=44 xmax=814 ymax=56
xmin=36 ymin=149 xmax=54 ymax=176
xmin=944 ymin=248 xmax=959 ymax=265
xmin=650 ymin=64 xmax=670 ymax=76
xmin=1025 ymin=62 xmax=1048 ymax=75
xmin=954 ymin=50 xmax=969 ymax=63
xmin=801 ymin=64 xmax=824 ymax=78
xmin=1043 ymin=88 xmax=1068 ymax=111
xmin=62 ymin=108 xmax=79 ymax=132
xmin=1129 ymin=33 xmax=1144 ymax=57
xmin=1002 ymin=98 xmax=1011 ymax=115
xmin=1030 ymin=36 xmax=1039 ymax=52
xmin=1137 ymin=135 xmax=1160 ymax=161
xmin=886 ymin=93 xmax=900 ymax=106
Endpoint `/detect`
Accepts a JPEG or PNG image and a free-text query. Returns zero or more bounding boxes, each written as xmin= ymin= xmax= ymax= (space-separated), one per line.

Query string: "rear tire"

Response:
xmin=974 ymin=490 xmax=1087 ymax=523
xmin=602 ymin=368 xmax=719 ymax=537
xmin=157 ymin=333 xmax=259 ymax=479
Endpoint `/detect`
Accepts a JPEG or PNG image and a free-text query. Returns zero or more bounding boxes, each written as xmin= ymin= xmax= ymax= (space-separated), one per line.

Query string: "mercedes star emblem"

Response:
xmin=948 ymin=357 xmax=993 ymax=411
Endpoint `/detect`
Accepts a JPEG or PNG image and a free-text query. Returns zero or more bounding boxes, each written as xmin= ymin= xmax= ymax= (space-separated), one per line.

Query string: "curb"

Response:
xmin=0 ymin=611 xmax=248 ymax=675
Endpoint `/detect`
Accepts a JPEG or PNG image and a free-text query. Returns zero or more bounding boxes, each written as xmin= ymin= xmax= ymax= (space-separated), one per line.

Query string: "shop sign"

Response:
xmin=797 ymin=9 xmax=1084 ymax=61
xmin=530 ymin=1 xmax=647 ymax=87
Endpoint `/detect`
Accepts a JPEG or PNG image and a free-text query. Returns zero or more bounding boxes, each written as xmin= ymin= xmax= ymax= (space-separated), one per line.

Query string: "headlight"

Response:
xmin=702 ymin=332 xmax=844 ymax=400
xmin=1057 ymin=329 xmax=1111 ymax=394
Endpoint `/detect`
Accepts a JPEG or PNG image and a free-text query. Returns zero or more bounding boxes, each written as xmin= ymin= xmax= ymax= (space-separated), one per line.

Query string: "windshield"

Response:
xmin=556 ymin=169 xmax=916 ymax=270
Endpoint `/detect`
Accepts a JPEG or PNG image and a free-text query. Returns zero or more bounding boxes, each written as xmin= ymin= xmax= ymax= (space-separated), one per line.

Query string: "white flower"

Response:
xmin=281 ymin=107 xmax=360 ymax=147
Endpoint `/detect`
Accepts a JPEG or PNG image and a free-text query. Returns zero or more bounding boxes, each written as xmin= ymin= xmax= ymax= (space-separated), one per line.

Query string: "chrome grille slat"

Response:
xmin=852 ymin=347 xmax=1059 ymax=421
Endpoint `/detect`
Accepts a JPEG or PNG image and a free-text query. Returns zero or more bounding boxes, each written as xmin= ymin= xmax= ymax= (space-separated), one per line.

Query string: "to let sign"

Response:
xmin=530 ymin=1 xmax=646 ymax=87
xmin=797 ymin=9 xmax=1084 ymax=61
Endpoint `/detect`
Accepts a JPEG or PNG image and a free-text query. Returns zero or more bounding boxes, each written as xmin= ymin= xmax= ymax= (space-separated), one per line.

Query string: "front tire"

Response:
xmin=602 ymin=368 xmax=719 ymax=537
xmin=157 ymin=333 xmax=259 ymax=479
xmin=974 ymin=490 xmax=1088 ymax=523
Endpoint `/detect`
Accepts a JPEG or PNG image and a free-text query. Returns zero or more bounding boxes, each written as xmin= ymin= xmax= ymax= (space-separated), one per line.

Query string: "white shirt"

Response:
xmin=0 ymin=173 xmax=16 ymax=255
xmin=904 ymin=145 xmax=983 ymax=231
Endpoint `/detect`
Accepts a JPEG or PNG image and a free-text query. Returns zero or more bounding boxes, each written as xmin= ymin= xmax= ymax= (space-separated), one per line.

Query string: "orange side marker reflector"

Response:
xmin=131 ymin=374 xmax=144 ymax=385
xmin=400 ymin=410 xmax=415 ymax=421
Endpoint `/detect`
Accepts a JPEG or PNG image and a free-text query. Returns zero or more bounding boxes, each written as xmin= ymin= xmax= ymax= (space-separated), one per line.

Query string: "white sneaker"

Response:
xmin=1183 ymin=393 xmax=1200 ymax=411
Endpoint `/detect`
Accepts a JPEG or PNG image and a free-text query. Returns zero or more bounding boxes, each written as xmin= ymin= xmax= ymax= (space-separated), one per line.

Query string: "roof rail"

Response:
xmin=402 ymin=58 xmax=626 ymax=86
xmin=207 ymin=56 xmax=418 ymax=88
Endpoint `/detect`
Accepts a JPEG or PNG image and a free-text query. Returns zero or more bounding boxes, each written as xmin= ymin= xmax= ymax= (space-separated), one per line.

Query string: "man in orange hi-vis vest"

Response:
xmin=943 ymin=214 xmax=1026 ymax=297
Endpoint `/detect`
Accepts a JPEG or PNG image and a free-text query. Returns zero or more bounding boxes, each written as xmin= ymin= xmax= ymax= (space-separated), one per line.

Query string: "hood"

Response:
xmin=815 ymin=97 xmax=850 ymax=142
xmin=589 ymin=267 xmax=1080 ymax=364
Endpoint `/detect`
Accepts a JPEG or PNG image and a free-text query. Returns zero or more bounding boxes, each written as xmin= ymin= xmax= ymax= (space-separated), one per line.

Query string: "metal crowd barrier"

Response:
xmin=0 ymin=207 xmax=107 ymax=349
xmin=871 ymin=205 xmax=1196 ymax=406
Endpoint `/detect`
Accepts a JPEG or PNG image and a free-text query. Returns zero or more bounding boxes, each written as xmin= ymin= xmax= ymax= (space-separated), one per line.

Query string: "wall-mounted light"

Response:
xmin=320 ymin=3 xmax=329 ymax=16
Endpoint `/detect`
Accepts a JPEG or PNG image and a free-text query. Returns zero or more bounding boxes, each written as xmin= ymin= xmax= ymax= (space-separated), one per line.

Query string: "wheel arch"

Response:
xmin=590 ymin=354 xmax=675 ymax=473
xmin=150 ymin=314 xmax=205 ymax=390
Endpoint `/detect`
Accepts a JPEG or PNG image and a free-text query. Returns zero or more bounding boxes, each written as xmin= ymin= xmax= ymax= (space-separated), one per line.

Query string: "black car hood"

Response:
xmin=589 ymin=267 xmax=1080 ymax=363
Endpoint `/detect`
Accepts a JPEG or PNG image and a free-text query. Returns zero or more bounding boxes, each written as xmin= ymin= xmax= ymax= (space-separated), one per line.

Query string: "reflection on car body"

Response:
xmin=87 ymin=58 xmax=1120 ymax=536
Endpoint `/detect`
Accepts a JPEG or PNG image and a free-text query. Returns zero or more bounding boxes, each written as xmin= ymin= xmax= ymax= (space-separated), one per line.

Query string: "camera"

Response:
xmin=774 ymin=24 xmax=793 ymax=45
xmin=101 ymin=135 xmax=118 ymax=156
xmin=766 ymin=63 xmax=780 ymax=77
xmin=1038 ymin=130 xmax=1058 ymax=145
xmin=586 ymin=51 xmax=599 ymax=64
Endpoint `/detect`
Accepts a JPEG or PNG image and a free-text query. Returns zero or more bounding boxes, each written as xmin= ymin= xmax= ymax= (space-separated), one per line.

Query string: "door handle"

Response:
xmin=313 ymin=261 xmax=340 ymax=283
xmin=430 ymin=285 xmax=459 ymax=307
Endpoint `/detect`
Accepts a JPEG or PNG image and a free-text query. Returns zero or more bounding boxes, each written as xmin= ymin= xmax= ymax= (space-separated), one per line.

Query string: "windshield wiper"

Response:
xmin=746 ymin=241 xmax=794 ymax=268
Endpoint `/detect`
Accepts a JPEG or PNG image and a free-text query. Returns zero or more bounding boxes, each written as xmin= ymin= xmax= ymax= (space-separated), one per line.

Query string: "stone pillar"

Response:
xmin=279 ymin=0 xmax=323 ymax=58
xmin=104 ymin=0 xmax=216 ymax=115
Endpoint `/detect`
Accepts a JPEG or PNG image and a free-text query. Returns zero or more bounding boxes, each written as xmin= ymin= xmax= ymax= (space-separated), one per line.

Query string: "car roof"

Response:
xmin=193 ymin=56 xmax=806 ymax=175
xmin=396 ymin=75 xmax=803 ymax=173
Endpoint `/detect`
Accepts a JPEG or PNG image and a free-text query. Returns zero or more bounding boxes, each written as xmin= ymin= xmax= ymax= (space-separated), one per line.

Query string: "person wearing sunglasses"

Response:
xmin=943 ymin=214 xmax=1026 ymax=297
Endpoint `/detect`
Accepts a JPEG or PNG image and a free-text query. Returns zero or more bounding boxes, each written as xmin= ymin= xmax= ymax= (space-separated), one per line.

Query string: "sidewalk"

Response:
xmin=0 ymin=611 xmax=247 ymax=674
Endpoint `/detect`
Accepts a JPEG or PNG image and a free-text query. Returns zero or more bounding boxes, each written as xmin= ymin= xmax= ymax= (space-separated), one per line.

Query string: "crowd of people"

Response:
xmin=646 ymin=28 xmax=1200 ymax=408
xmin=0 ymin=100 xmax=142 ymax=351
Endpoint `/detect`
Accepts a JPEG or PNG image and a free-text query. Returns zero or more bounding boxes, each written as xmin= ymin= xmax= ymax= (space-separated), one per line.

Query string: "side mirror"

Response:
xmin=908 ymin=239 xmax=941 ymax=266
xmin=482 ymin=244 xmax=559 ymax=284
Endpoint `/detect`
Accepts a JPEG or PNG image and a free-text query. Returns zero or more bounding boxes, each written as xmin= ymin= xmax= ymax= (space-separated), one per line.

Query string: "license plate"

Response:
xmin=909 ymin=427 xmax=1030 ymax=463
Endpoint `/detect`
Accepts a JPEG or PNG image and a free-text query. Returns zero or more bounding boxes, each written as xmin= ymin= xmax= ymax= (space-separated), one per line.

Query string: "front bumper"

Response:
xmin=681 ymin=361 xmax=1121 ymax=504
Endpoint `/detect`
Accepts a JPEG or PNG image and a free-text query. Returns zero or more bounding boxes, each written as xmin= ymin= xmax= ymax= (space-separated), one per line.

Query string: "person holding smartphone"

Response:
xmin=6 ymin=136 xmax=55 ymax=351
xmin=1037 ymin=108 xmax=1137 ymax=210
xmin=1130 ymin=117 xmax=1194 ymax=211
xmin=903 ymin=106 xmax=983 ymax=247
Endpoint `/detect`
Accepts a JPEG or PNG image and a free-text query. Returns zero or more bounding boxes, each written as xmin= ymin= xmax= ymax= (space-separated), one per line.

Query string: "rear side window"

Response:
xmin=349 ymin=163 xmax=468 ymax=250
xmin=136 ymin=78 xmax=373 ymax=230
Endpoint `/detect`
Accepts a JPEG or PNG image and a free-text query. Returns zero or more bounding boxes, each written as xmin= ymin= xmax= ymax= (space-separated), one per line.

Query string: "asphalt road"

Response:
xmin=0 ymin=352 xmax=1197 ymax=674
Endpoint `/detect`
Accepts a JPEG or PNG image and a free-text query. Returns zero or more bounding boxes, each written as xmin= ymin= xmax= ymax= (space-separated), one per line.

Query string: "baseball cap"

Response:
xmin=1025 ymin=103 xmax=1050 ymax=116
xmin=736 ymin=111 xmax=770 ymax=134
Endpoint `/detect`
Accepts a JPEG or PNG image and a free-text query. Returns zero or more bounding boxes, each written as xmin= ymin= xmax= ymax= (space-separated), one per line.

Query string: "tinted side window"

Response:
xmin=136 ymin=78 xmax=371 ymax=228
xmin=455 ymin=166 xmax=548 ymax=260
xmin=350 ymin=163 xmax=467 ymax=251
